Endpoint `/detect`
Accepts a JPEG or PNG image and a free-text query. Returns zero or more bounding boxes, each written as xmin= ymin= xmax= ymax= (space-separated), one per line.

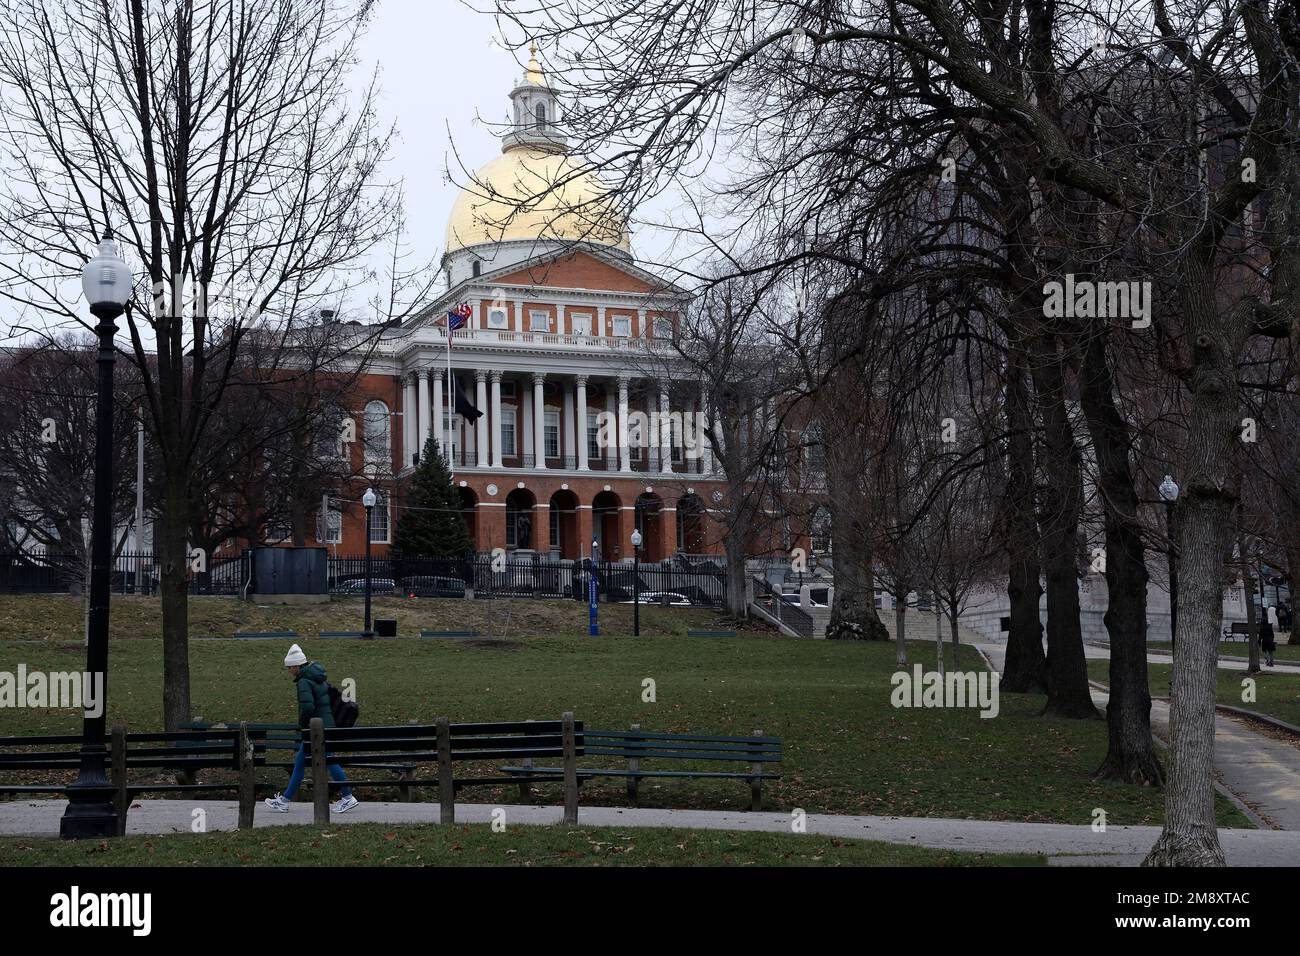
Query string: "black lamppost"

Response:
xmin=362 ymin=487 xmax=376 ymax=638
xmin=1160 ymin=474 xmax=1180 ymax=649
xmin=631 ymin=527 xmax=643 ymax=636
xmin=61 ymin=230 xmax=131 ymax=839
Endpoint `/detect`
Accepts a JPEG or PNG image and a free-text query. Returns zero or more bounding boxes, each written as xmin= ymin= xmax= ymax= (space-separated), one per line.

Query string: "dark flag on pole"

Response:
xmin=452 ymin=374 xmax=482 ymax=421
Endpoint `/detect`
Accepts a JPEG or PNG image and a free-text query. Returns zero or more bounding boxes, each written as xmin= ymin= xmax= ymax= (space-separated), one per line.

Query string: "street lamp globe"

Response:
xmin=1159 ymin=475 xmax=1179 ymax=502
xmin=362 ymin=487 xmax=377 ymax=509
xmin=630 ymin=528 xmax=643 ymax=549
xmin=81 ymin=230 xmax=132 ymax=309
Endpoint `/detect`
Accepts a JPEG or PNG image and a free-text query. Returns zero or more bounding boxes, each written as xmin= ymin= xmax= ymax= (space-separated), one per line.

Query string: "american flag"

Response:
xmin=445 ymin=302 xmax=472 ymax=337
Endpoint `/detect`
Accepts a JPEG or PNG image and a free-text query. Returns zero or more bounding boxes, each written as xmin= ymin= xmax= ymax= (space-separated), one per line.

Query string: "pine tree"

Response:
xmin=392 ymin=436 xmax=473 ymax=557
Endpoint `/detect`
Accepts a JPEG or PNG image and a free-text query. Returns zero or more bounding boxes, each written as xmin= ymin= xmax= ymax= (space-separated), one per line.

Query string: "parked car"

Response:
xmin=399 ymin=575 xmax=467 ymax=598
xmin=333 ymin=577 xmax=396 ymax=594
xmin=619 ymin=591 xmax=693 ymax=607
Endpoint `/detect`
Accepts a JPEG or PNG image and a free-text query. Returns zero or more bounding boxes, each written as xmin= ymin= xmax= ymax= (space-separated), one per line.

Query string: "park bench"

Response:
xmin=1223 ymin=622 xmax=1253 ymax=642
xmin=318 ymin=630 xmax=368 ymax=638
xmin=0 ymin=725 xmax=275 ymax=834
xmin=421 ymin=628 xmax=480 ymax=638
xmin=307 ymin=715 xmax=582 ymax=824
xmin=182 ymin=721 xmax=419 ymax=799
xmin=686 ymin=629 xmax=737 ymax=638
xmin=230 ymin=630 xmax=299 ymax=640
xmin=501 ymin=725 xmax=781 ymax=810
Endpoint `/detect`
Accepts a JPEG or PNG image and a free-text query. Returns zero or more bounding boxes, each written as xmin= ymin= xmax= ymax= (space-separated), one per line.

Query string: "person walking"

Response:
xmin=1260 ymin=619 xmax=1277 ymax=668
xmin=265 ymin=644 xmax=358 ymax=813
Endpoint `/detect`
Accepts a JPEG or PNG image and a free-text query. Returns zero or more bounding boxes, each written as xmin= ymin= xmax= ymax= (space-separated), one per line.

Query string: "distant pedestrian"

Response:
xmin=265 ymin=644 xmax=358 ymax=813
xmin=1260 ymin=620 xmax=1277 ymax=667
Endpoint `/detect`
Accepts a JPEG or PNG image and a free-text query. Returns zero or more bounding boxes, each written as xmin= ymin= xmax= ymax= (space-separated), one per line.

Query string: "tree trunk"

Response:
xmin=824 ymin=500 xmax=888 ymax=640
xmin=894 ymin=598 xmax=907 ymax=666
xmin=1145 ymin=267 xmax=1238 ymax=868
xmin=159 ymin=472 xmax=192 ymax=732
xmin=1081 ymin=329 xmax=1162 ymax=783
xmin=1028 ymin=333 xmax=1096 ymax=718
xmin=1001 ymin=341 xmax=1048 ymax=691
xmin=723 ymin=533 xmax=748 ymax=619
xmin=948 ymin=605 xmax=960 ymax=668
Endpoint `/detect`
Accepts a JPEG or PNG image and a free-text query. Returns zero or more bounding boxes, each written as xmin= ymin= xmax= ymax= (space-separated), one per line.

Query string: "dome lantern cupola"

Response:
xmin=503 ymin=43 xmax=568 ymax=154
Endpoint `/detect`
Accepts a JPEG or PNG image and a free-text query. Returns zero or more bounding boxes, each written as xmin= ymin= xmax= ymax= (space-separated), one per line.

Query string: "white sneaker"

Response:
xmin=332 ymin=794 xmax=359 ymax=814
xmin=264 ymin=793 xmax=291 ymax=812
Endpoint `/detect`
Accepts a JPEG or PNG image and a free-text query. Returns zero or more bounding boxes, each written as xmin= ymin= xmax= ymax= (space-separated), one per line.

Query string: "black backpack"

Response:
xmin=327 ymin=682 xmax=359 ymax=728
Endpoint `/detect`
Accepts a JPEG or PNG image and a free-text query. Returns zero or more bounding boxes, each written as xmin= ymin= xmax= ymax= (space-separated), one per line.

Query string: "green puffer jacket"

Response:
xmin=294 ymin=661 xmax=335 ymax=729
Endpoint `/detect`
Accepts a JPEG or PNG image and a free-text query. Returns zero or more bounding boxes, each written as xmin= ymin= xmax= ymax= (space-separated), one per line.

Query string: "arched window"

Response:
xmin=535 ymin=102 xmax=546 ymax=129
xmin=364 ymin=400 xmax=390 ymax=465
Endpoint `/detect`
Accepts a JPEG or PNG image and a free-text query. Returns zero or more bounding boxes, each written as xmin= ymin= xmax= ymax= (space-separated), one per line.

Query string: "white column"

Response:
xmin=533 ymin=372 xmax=547 ymax=469
xmin=605 ymin=386 xmax=617 ymax=469
xmin=417 ymin=371 xmax=431 ymax=464
xmin=660 ymin=387 xmax=672 ymax=473
xmin=522 ymin=385 xmax=533 ymax=460
xmin=645 ymin=389 xmax=656 ymax=471
xmin=403 ymin=374 xmax=417 ymax=468
xmin=697 ymin=389 xmax=714 ymax=473
xmin=431 ymin=373 xmax=445 ymax=462
xmin=563 ymin=377 xmax=576 ymax=465
xmin=637 ymin=307 xmax=647 ymax=339
xmin=576 ymin=376 xmax=589 ymax=471
xmin=490 ymin=372 xmax=504 ymax=467
xmin=475 ymin=371 xmax=489 ymax=467
xmin=702 ymin=382 xmax=722 ymax=470
xmin=617 ymin=376 xmax=631 ymax=472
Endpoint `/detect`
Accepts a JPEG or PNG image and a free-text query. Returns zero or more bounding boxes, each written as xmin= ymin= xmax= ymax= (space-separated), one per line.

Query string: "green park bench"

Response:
xmin=501 ymin=725 xmax=780 ymax=810
xmin=686 ymin=629 xmax=737 ymax=638
xmin=318 ymin=630 xmax=369 ymax=638
xmin=311 ymin=715 xmax=583 ymax=823
xmin=230 ymin=630 xmax=298 ymax=640
xmin=420 ymin=629 xmax=480 ymax=638
xmin=1223 ymin=623 xmax=1253 ymax=642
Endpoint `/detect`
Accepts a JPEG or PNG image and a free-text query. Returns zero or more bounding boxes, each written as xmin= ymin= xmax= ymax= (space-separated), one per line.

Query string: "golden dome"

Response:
xmin=445 ymin=147 xmax=630 ymax=255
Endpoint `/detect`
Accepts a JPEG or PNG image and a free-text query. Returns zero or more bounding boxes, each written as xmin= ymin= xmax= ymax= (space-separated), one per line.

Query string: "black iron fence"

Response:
xmin=327 ymin=553 xmax=727 ymax=608
xmin=0 ymin=550 xmax=249 ymax=596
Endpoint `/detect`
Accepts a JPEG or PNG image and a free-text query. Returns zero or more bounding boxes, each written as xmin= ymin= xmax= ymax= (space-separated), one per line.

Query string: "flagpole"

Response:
xmin=446 ymin=312 xmax=454 ymax=477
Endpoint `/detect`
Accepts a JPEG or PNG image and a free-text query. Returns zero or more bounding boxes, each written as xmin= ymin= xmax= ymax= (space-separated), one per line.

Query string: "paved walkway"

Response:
xmin=1083 ymin=640 xmax=1300 ymax=673
xmin=974 ymin=638 xmax=1300 ymax=830
xmin=2 ymin=798 xmax=1297 ymax=866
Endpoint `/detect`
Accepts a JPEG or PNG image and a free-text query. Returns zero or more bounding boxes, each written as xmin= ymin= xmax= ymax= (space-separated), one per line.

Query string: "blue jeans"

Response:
xmin=283 ymin=742 xmax=351 ymax=800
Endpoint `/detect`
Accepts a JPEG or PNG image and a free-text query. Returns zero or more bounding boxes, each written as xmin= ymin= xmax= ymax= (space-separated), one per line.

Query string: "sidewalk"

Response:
xmin=976 ymin=638 xmax=1300 ymax=830
xmin=2 ymin=798 xmax=1297 ymax=866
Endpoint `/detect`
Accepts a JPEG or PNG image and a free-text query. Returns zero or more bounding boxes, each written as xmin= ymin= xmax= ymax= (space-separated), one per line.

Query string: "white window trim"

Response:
xmin=544 ymin=409 xmax=560 ymax=458
xmin=529 ymin=309 xmax=550 ymax=332
xmin=488 ymin=307 xmax=508 ymax=329
xmin=501 ymin=407 xmax=518 ymax=456
xmin=570 ymin=312 xmax=593 ymax=336
xmin=368 ymin=493 xmax=391 ymax=544
xmin=612 ymin=315 xmax=631 ymax=337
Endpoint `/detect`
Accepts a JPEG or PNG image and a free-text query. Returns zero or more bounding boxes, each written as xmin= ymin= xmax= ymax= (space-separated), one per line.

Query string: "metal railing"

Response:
xmin=0 ymin=549 xmax=249 ymax=596
xmin=751 ymin=574 xmax=815 ymax=638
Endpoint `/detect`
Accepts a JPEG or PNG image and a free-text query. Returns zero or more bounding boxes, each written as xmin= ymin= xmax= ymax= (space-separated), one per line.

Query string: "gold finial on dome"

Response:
xmin=525 ymin=42 xmax=546 ymax=86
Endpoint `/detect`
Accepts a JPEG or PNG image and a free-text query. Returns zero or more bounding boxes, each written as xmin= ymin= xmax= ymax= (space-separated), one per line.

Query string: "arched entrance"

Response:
xmin=549 ymin=489 xmax=579 ymax=558
xmin=635 ymin=492 xmax=664 ymax=560
xmin=505 ymin=488 xmax=537 ymax=551
xmin=677 ymin=493 xmax=705 ymax=554
xmin=591 ymin=490 xmax=622 ymax=560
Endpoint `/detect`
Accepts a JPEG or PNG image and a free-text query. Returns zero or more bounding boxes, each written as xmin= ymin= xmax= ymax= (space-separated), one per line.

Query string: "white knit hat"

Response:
xmin=283 ymin=643 xmax=307 ymax=667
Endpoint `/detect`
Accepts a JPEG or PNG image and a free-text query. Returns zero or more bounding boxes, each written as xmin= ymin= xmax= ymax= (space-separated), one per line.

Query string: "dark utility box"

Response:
xmin=375 ymin=619 xmax=397 ymax=638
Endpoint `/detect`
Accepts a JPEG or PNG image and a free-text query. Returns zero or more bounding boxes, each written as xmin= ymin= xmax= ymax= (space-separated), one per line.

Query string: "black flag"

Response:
xmin=452 ymin=374 xmax=482 ymax=421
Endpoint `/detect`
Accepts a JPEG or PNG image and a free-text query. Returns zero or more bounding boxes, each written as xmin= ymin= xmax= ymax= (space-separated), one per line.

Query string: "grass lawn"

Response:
xmin=0 ymin=593 xmax=761 ymax=642
xmin=1145 ymin=640 xmax=1300 ymax=663
xmin=0 ymin=822 xmax=1045 ymax=867
xmin=0 ymin=595 xmax=1250 ymax=828
xmin=1088 ymin=660 xmax=1300 ymax=729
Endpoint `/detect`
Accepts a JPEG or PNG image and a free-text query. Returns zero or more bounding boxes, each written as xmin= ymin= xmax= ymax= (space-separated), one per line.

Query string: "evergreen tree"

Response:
xmin=392 ymin=436 xmax=473 ymax=557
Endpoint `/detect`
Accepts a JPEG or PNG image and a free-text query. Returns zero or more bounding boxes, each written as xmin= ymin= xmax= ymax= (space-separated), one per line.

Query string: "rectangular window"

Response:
xmin=544 ymin=410 xmax=560 ymax=458
xmin=529 ymin=310 xmax=550 ymax=332
xmin=653 ymin=316 xmax=672 ymax=338
xmin=369 ymin=492 xmax=390 ymax=544
xmin=587 ymin=412 xmax=601 ymax=460
xmin=671 ymin=418 xmax=682 ymax=462
xmin=612 ymin=315 xmax=631 ymax=337
xmin=571 ymin=313 xmax=592 ymax=336
xmin=501 ymin=408 xmax=517 ymax=456
xmin=488 ymin=308 xmax=508 ymax=329
xmin=550 ymin=506 xmax=560 ymax=548
xmin=315 ymin=509 xmax=343 ymax=545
